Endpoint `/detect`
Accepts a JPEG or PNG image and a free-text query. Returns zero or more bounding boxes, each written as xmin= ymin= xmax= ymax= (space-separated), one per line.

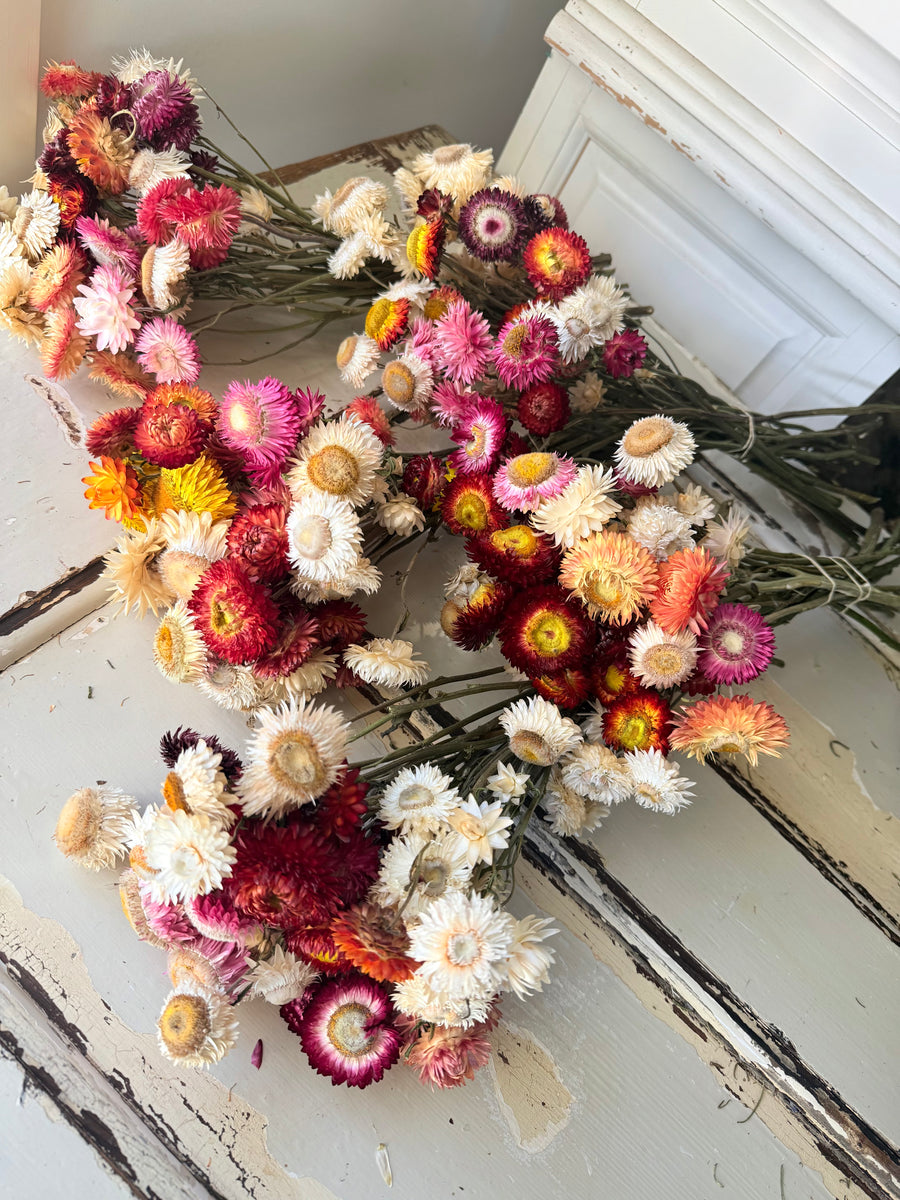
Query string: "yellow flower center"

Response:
xmin=155 ymin=623 xmax=175 ymax=666
xmin=622 ymin=417 xmax=672 ymax=459
xmin=584 ymin=571 xmax=625 ymax=612
xmin=524 ymin=610 xmax=572 ymax=659
xmin=158 ymin=993 xmax=211 ymax=1057
xmin=365 ymin=298 xmax=395 ymax=341
xmin=501 ymin=323 xmax=528 ymax=359
xmin=382 ymin=360 xmax=415 ymax=406
xmin=644 ymin=644 xmax=686 ymax=677
xmin=328 ymin=1001 xmax=375 ymax=1056
xmin=492 ymin=524 xmax=539 ymax=557
xmin=210 ymin=593 xmax=241 ymax=636
xmin=454 ymin=491 xmax=489 ymax=530
xmin=270 ymin=731 xmax=325 ymax=795
xmin=336 ymin=335 xmax=358 ymax=371
xmin=162 ymin=771 xmax=190 ymax=813
xmin=505 ymin=452 xmax=555 ymax=488
xmin=510 ymin=730 xmax=554 ymax=765
xmin=423 ymin=293 xmax=452 ymax=321
xmin=617 ymin=714 xmax=652 ymax=751
xmin=305 ymin=445 xmax=360 ymax=497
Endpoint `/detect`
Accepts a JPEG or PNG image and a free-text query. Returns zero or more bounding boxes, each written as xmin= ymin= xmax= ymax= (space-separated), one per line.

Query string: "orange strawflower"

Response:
xmin=669 ymin=694 xmax=789 ymax=767
xmin=82 ymin=456 xmax=142 ymax=522
xmin=88 ymin=350 xmax=154 ymax=400
xmin=331 ymin=901 xmax=418 ymax=984
xmin=650 ymin=547 xmax=729 ymax=635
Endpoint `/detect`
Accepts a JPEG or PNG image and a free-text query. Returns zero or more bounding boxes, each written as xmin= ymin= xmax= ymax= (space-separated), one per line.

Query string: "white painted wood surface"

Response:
xmin=2 ymin=131 xmax=899 ymax=1199
xmin=498 ymin=0 xmax=900 ymax=414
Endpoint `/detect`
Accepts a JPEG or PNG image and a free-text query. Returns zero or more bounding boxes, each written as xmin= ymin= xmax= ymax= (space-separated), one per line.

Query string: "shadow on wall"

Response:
xmin=37 ymin=0 xmax=560 ymax=166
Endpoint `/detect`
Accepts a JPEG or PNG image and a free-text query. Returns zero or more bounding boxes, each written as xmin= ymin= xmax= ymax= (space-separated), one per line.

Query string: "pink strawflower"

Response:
xmin=75 ymin=216 xmax=142 ymax=275
xmin=294 ymin=974 xmax=400 ymax=1089
xmin=449 ymin=396 xmax=507 ymax=474
xmin=698 ymin=602 xmax=775 ymax=685
xmin=398 ymin=1012 xmax=495 ymax=1089
xmin=603 ymin=328 xmax=648 ymax=378
xmin=345 ymin=396 xmax=395 ymax=446
xmin=292 ymin=386 xmax=326 ymax=437
xmin=135 ymin=315 xmax=201 ymax=383
xmin=185 ymin=889 xmax=264 ymax=945
xmin=190 ymin=244 xmax=230 ymax=271
xmin=433 ymin=300 xmax=493 ymax=385
xmin=179 ymin=935 xmax=251 ymax=995
xmin=493 ymin=450 xmax=577 ymax=512
xmin=139 ymin=886 xmax=197 ymax=945
xmin=406 ymin=316 xmax=437 ymax=364
xmin=492 ymin=313 xmax=559 ymax=389
xmin=73 ymin=264 xmax=141 ymax=353
xmin=431 ymin=380 xmax=473 ymax=427
xmin=163 ymin=184 xmax=242 ymax=252
xmin=136 ymin=177 xmax=192 ymax=245
xmin=132 ymin=70 xmax=200 ymax=151
xmin=217 ymin=376 xmax=302 ymax=469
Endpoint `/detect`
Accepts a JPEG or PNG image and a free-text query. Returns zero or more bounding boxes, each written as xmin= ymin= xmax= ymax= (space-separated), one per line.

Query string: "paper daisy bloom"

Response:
xmin=492 ymin=312 xmax=560 ymax=390
xmin=498 ymin=585 xmax=595 ymax=676
xmin=73 ymin=264 xmax=140 ymax=353
xmin=669 ymin=694 xmax=789 ymax=767
xmin=75 ymin=215 xmax=142 ymax=275
xmin=144 ymin=808 xmax=237 ymax=903
xmin=702 ymin=506 xmax=752 ymax=568
xmin=136 ymin=315 xmax=200 ymax=384
xmin=380 ymin=352 xmax=433 ymax=414
xmin=408 ymin=890 xmax=514 ymax=1002
xmin=343 ymin=638 xmax=429 ymax=689
xmin=157 ymin=983 xmax=238 ymax=1068
xmin=500 ymin=695 xmax=583 ymax=766
xmin=54 ymin=786 xmax=137 ymax=871
xmin=623 ymin=748 xmax=695 ymax=815
xmin=28 ymin=241 xmax=87 ymax=312
xmin=399 ymin=1014 xmax=494 ymax=1090
xmin=441 ymin=473 xmax=508 ymax=536
xmin=239 ymin=698 xmax=349 ymax=817
xmin=328 ymin=231 xmax=371 ymax=278
xmin=505 ymin=916 xmax=557 ymax=1000
xmin=559 ymin=530 xmax=659 ymax=624
xmin=447 ymin=796 xmax=513 ymax=868
xmin=287 ymin=492 xmax=363 ymax=584
xmin=158 ymin=509 xmax=231 ymax=600
xmin=615 ymin=416 xmax=696 ymax=488
xmin=560 ymin=743 xmax=632 ymax=805
xmin=493 ymin=451 xmax=577 ymax=513
xmin=295 ymin=974 xmax=400 ymax=1088
xmin=249 ymin=946 xmax=318 ymax=1005
xmin=552 ymin=274 xmax=628 ymax=360
xmin=313 ymin=176 xmax=390 ymax=236
xmin=330 ymin=901 xmax=417 ymax=984
xmin=335 ymin=332 xmax=381 ymax=387
xmin=543 ymin=767 xmax=610 ymax=838
xmin=154 ymin=600 xmax=208 ymax=683
xmin=627 ymin=501 xmax=696 ymax=561
xmin=82 ymin=456 xmax=142 ymax=524
xmin=141 ymin=238 xmax=190 ymax=310
xmin=433 ymin=300 xmax=493 ymax=383
xmin=675 ymin=483 xmax=717 ymax=526
xmin=523 ymin=227 xmax=592 ymax=301
xmin=288 ymin=416 xmax=383 ymax=508
xmin=531 ymin=465 xmax=622 ymax=549
xmin=698 ymin=603 xmax=775 ymax=685
xmin=163 ymin=740 xmax=231 ymax=825
xmin=379 ymin=763 xmax=460 ymax=835
xmin=103 ymin=520 xmax=173 ymax=618
xmin=628 ymin=621 xmax=698 ymax=688
xmin=188 ymin=560 xmax=279 ymax=664
xmin=197 ymin=658 xmax=267 ymax=712
xmin=603 ymin=689 xmax=672 ymax=754
xmin=650 ymin=546 xmax=729 ymax=636
xmin=372 ymin=832 xmax=472 ymax=919
xmin=487 ymin=762 xmax=530 ymax=802
xmin=409 ymin=143 xmax=494 ymax=205
xmin=376 ymin=493 xmax=425 ymax=537
xmin=458 ymin=187 xmax=527 ymax=261
xmin=569 ymin=371 xmax=606 ymax=414
xmin=12 ymin=189 xmax=60 ymax=260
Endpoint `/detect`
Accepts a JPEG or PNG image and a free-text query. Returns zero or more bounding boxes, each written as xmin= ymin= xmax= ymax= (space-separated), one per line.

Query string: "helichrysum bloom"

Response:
xmin=372 ymin=832 xmax=472 ymax=919
xmin=331 ymin=901 xmax=417 ymax=984
xmin=376 ymin=493 xmax=425 ymax=537
xmin=188 ymin=560 xmax=279 ymax=664
xmin=73 ymin=264 xmax=140 ymax=353
xmin=157 ymin=983 xmax=238 ymax=1068
xmin=136 ymin=315 xmax=200 ymax=383
xmin=498 ymin=585 xmax=595 ymax=676
xmin=458 ymin=187 xmax=527 ymax=261
xmin=154 ymin=601 xmax=208 ymax=684
xmin=492 ymin=312 xmax=559 ymax=390
xmin=650 ymin=546 xmax=729 ymax=635
xmin=627 ymin=501 xmax=696 ymax=561
xmin=343 ymin=638 xmax=429 ymax=689
xmin=669 ymin=694 xmax=789 ymax=767
xmin=560 ymin=743 xmax=631 ymax=805
xmin=447 ymin=796 xmax=514 ymax=867
xmin=615 ymin=415 xmax=696 ymax=488
xmin=531 ymin=465 xmax=621 ymax=549
xmin=523 ymin=227 xmax=592 ymax=301
xmin=493 ymin=451 xmax=576 ymax=513
xmin=287 ymin=492 xmax=363 ymax=584
xmin=54 ymin=786 xmax=137 ymax=871
xmin=505 ymin=916 xmax=557 ymax=1000
xmin=82 ymin=456 xmax=142 ymax=523
xmin=449 ymin=398 xmax=507 ymax=476
xmin=500 ymin=696 xmax=583 ymax=766
xmin=628 ymin=620 xmax=698 ymax=688
xmin=288 ymin=416 xmax=384 ymax=508
xmin=602 ymin=688 xmax=672 ymax=754
xmin=409 ymin=143 xmax=493 ymax=205
xmin=623 ymin=748 xmax=695 ymax=815
xmin=239 ymin=698 xmax=349 ymax=817
xmin=248 ymin=946 xmax=318 ymax=1005
xmin=559 ymin=530 xmax=658 ymax=624
xmin=144 ymin=808 xmax=237 ymax=903
xmin=552 ymin=274 xmax=628 ymax=360
xmin=408 ymin=890 xmax=514 ymax=1002
xmin=294 ymin=973 xmax=400 ymax=1089
xmin=28 ymin=241 xmax=87 ymax=311
xmin=487 ymin=762 xmax=530 ymax=802
xmin=336 ymin=332 xmax=381 ymax=387
xmin=698 ymin=603 xmax=775 ymax=685
xmin=379 ymin=763 xmax=460 ymax=835
xmin=543 ymin=767 xmax=609 ymax=838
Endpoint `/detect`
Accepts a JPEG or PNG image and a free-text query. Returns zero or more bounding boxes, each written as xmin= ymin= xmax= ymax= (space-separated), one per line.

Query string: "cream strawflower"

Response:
xmin=113 ymin=48 xmax=195 ymax=87
xmin=239 ymin=186 xmax=274 ymax=223
xmin=675 ymin=483 xmax=716 ymax=526
xmin=335 ymin=332 xmax=381 ymax=387
xmin=505 ymin=915 xmax=557 ymax=1000
xmin=626 ymin=501 xmax=695 ymax=560
xmin=552 ymin=275 xmax=627 ymax=362
xmin=0 ymin=258 xmax=42 ymax=345
xmin=356 ymin=211 xmax=401 ymax=263
xmin=248 ymin=946 xmax=318 ymax=1005
xmin=623 ymin=748 xmax=695 ymax=815
xmin=407 ymin=890 xmax=514 ymax=1002
xmin=491 ymin=173 xmax=527 ymax=198
xmin=392 ymin=974 xmax=493 ymax=1029
xmin=500 ymin=696 xmax=582 ymax=766
xmin=615 ymin=415 xmax=696 ymax=488
xmin=153 ymin=600 xmax=208 ymax=684
xmin=144 ymin=808 xmax=236 ymax=903
xmin=275 ymin=650 xmax=339 ymax=701
xmin=379 ymin=763 xmax=460 ymax=835
xmin=165 ymin=741 xmax=231 ymax=825
xmin=328 ymin=232 xmax=369 ymax=279
xmin=581 ymin=700 xmax=607 ymax=746
xmin=443 ymin=563 xmax=492 ymax=605
xmin=543 ymin=768 xmax=610 ymax=838
xmin=379 ymin=278 xmax=435 ymax=313
xmin=54 ymin=786 xmax=137 ymax=871
xmin=128 ymin=147 xmax=191 ymax=193
xmin=158 ymin=509 xmax=230 ymax=600
xmin=372 ymin=831 xmax=472 ymax=919
xmin=702 ymin=505 xmax=753 ymax=568
xmin=313 ymin=177 xmax=391 ymax=237
xmin=410 ymin=144 xmax=494 ymax=206
xmin=628 ymin=621 xmax=698 ymax=688
xmin=381 ymin=352 xmax=433 ymax=413
xmin=157 ymin=983 xmax=238 ymax=1068
xmin=376 ymin=493 xmax=425 ymax=537
xmin=393 ymin=166 xmax=425 ymax=214
xmin=531 ymin=465 xmax=621 ymax=549
xmin=287 ymin=492 xmax=363 ymax=584
xmin=104 ymin=519 xmax=173 ymax=617
xmin=0 ymin=185 xmax=18 ymax=223
xmin=447 ymin=795 xmax=514 ymax=867
xmin=486 ymin=762 xmax=530 ymax=802
xmin=343 ymin=638 xmax=429 ymax=689
xmin=13 ymin=190 xmax=60 ymax=261
xmin=560 ymin=743 xmax=631 ymax=804
xmin=197 ymin=659 xmax=268 ymax=712
xmin=141 ymin=238 xmax=190 ymax=310
xmin=569 ymin=371 xmax=606 ymax=414
xmin=239 ymin=698 xmax=349 ymax=817
xmin=288 ymin=416 xmax=384 ymax=507
xmin=0 ymin=223 xmax=22 ymax=268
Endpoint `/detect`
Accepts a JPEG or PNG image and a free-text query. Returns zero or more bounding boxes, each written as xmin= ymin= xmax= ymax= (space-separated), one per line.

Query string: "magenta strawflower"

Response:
xmin=295 ymin=974 xmax=400 ymax=1088
xmin=139 ymin=886 xmax=196 ymax=945
xmin=217 ymin=377 xmax=302 ymax=470
xmin=406 ymin=316 xmax=437 ymax=364
xmin=136 ymin=316 xmax=201 ymax=384
xmin=75 ymin=215 xmax=141 ymax=275
xmin=163 ymin=184 xmax=242 ymax=252
xmin=73 ymin=265 xmax=141 ymax=354
xmin=492 ymin=313 xmax=559 ymax=389
xmin=433 ymin=300 xmax=493 ymax=384
xmin=603 ymin=328 xmax=648 ymax=378
xmin=449 ymin=397 xmax=507 ymax=475
xmin=458 ymin=187 xmax=527 ymax=261
xmin=185 ymin=890 xmax=263 ymax=945
xmin=493 ymin=451 xmax=577 ymax=512
xmin=430 ymin=380 xmax=472 ymax=428
xmin=697 ymin=602 xmax=775 ymax=685
xmin=132 ymin=69 xmax=200 ymax=150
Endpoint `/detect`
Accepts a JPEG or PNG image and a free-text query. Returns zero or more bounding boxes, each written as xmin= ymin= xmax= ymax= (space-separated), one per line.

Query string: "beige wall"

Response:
xmin=37 ymin=0 xmax=560 ymax=170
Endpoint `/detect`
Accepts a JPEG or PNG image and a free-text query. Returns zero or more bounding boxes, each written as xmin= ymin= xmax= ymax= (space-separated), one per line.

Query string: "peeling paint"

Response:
xmin=488 ymin=1022 xmax=572 ymax=1153
xmin=24 ymin=375 xmax=86 ymax=449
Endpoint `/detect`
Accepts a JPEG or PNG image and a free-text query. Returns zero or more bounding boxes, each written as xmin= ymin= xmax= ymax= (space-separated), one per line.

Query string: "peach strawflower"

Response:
xmin=669 ymin=694 xmax=789 ymax=767
xmin=650 ymin=547 xmax=729 ymax=635
xmin=559 ymin=530 xmax=658 ymax=624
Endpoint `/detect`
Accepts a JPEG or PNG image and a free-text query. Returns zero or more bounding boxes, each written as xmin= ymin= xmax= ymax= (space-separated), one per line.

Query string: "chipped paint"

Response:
xmin=488 ymin=1022 xmax=572 ymax=1153
xmin=25 ymin=375 xmax=86 ymax=449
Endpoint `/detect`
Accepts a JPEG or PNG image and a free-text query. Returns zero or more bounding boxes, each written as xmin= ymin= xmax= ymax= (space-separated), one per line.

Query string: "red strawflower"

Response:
xmin=468 ymin=524 xmax=560 ymax=587
xmin=161 ymin=183 xmax=242 ymax=252
xmin=295 ymin=974 xmax=400 ymax=1088
xmin=451 ymin=580 xmax=515 ymax=652
xmin=603 ymin=329 xmax=648 ymax=379
xmin=589 ymin=644 xmax=642 ymax=706
xmin=85 ymin=406 xmax=140 ymax=458
xmin=364 ymin=297 xmax=410 ymax=351
xmin=226 ymin=504 xmax=289 ymax=582
xmin=133 ymin=401 xmax=206 ymax=468
xmin=40 ymin=60 xmax=102 ymax=100
xmin=345 ymin=396 xmax=395 ymax=446
xmin=280 ymin=994 xmax=314 ymax=1032
xmin=292 ymin=386 xmax=326 ymax=435
xmin=402 ymin=453 xmax=447 ymax=509
xmin=523 ymin=227 xmax=591 ymax=301
xmin=603 ymin=689 xmax=672 ymax=754
xmin=314 ymin=766 xmax=370 ymax=842
xmin=253 ymin=598 xmax=321 ymax=678
xmin=441 ymin=473 xmax=508 ymax=537
xmin=406 ymin=216 xmax=445 ymax=280
xmin=498 ymin=585 xmax=595 ymax=676
xmin=189 ymin=244 xmax=229 ymax=271
xmin=285 ymin=925 xmax=352 ymax=977
xmin=187 ymin=560 xmax=280 ymax=664
xmin=517 ymin=381 xmax=571 ymax=436
xmin=136 ymin=177 xmax=192 ymax=245
xmin=47 ymin=176 xmax=98 ymax=231
xmin=531 ymin=668 xmax=591 ymax=709
xmin=148 ymin=381 xmax=217 ymax=431
xmin=313 ymin=600 xmax=369 ymax=652
xmin=416 ymin=189 xmax=454 ymax=219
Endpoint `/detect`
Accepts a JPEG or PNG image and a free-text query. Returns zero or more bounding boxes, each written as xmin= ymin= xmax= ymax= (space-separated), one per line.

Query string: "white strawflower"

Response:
xmin=239 ymin=698 xmax=349 ymax=817
xmin=675 ymin=483 xmax=716 ymax=526
xmin=0 ymin=223 xmax=23 ymax=269
xmin=335 ymin=332 xmax=380 ymax=387
xmin=569 ymin=371 xmax=606 ymax=414
xmin=248 ymin=946 xmax=318 ymax=1005
xmin=443 ymin=563 xmax=491 ymax=604
xmin=356 ymin=211 xmax=401 ymax=263
xmin=239 ymin=186 xmax=273 ymax=223
xmin=392 ymin=975 xmax=493 ymax=1029
xmin=288 ymin=416 xmax=384 ymax=508
xmin=447 ymin=795 xmax=514 ymax=868
xmin=380 ymin=352 xmax=433 ymax=413
xmin=274 ymin=649 xmax=339 ymax=702
xmin=157 ymin=983 xmax=238 ymax=1068
xmin=624 ymin=749 xmax=695 ymax=815
xmin=486 ymin=762 xmax=529 ymax=802
xmin=560 ymin=743 xmax=631 ymax=804
xmin=379 ymin=764 xmax=460 ymax=835
xmin=313 ymin=177 xmax=390 ymax=236
xmin=581 ymin=701 xmax=606 ymax=745
xmin=287 ymin=492 xmax=363 ymax=584
xmin=409 ymin=144 xmax=493 ymax=206
xmin=393 ymin=166 xmax=425 ymax=215
xmin=128 ymin=147 xmax=191 ymax=193
xmin=343 ymin=638 xmax=429 ymax=689
xmin=615 ymin=415 xmax=696 ymax=488
xmin=500 ymin=696 xmax=583 ymax=766
xmin=702 ymin=505 xmax=752 ymax=568
xmin=372 ymin=831 xmax=472 ymax=919
xmin=328 ymin=232 xmax=369 ymax=279
xmin=153 ymin=601 xmax=207 ymax=684
xmin=0 ymin=185 xmax=18 ymax=223
xmin=144 ymin=809 xmax=236 ymax=903
xmin=626 ymin=501 xmax=695 ymax=560
xmin=628 ymin=621 xmax=698 ymax=688
xmin=531 ymin=465 xmax=621 ymax=549
xmin=543 ymin=768 xmax=610 ymax=838
xmin=142 ymin=238 xmax=190 ymax=310
xmin=377 ymin=493 xmax=425 ymax=537
xmin=552 ymin=275 xmax=628 ymax=362
xmin=13 ymin=190 xmax=59 ymax=261
xmin=505 ymin=916 xmax=557 ymax=1000
xmin=379 ymin=277 xmax=435 ymax=313
xmin=167 ymin=741 xmax=231 ymax=825
xmin=491 ymin=173 xmax=527 ymax=197
xmin=407 ymin=890 xmax=514 ymax=1002
xmin=54 ymin=787 xmax=138 ymax=871
xmin=197 ymin=659 xmax=267 ymax=712
xmin=158 ymin=509 xmax=230 ymax=600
